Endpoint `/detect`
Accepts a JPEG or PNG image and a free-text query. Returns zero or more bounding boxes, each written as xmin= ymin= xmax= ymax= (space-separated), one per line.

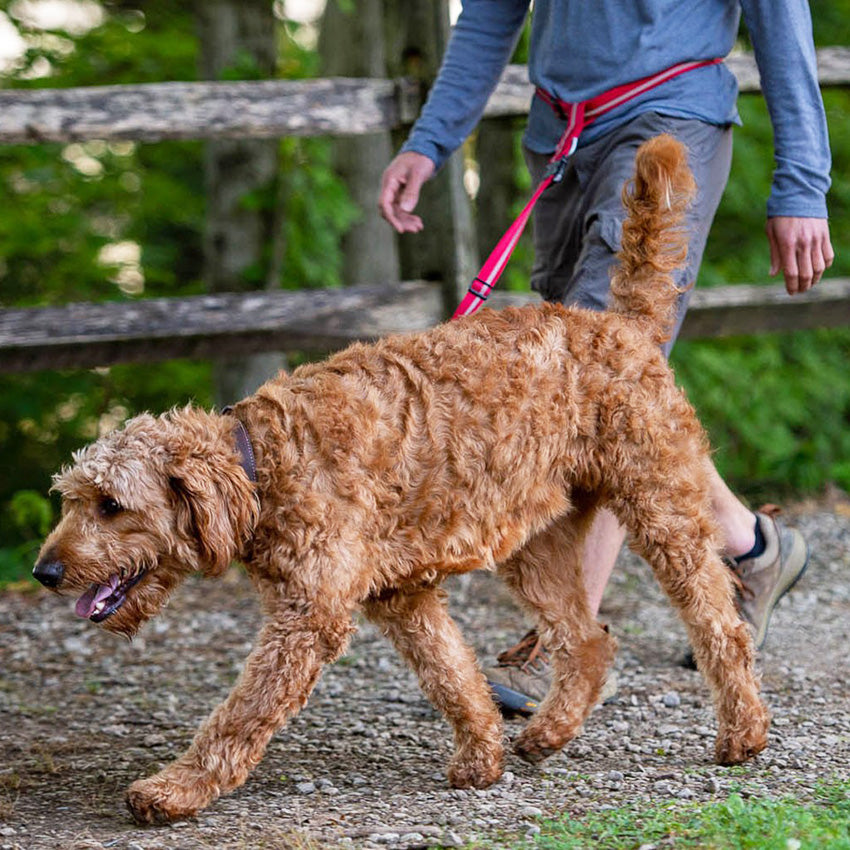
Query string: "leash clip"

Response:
xmin=545 ymin=157 xmax=568 ymax=184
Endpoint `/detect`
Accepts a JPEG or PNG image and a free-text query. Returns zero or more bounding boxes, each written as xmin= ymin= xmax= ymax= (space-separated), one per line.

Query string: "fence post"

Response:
xmin=319 ymin=0 xmax=400 ymax=288
xmin=476 ymin=117 xmax=525 ymax=279
xmin=197 ymin=0 xmax=286 ymax=405
xmin=384 ymin=0 xmax=478 ymax=318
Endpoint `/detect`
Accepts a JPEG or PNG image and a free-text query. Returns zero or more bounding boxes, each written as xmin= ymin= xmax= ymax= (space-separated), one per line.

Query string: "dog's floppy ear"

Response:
xmin=169 ymin=469 xmax=236 ymax=577
xmin=163 ymin=406 xmax=258 ymax=577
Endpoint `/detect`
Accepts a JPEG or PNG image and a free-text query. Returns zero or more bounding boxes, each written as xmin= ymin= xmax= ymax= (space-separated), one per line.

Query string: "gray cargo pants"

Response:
xmin=524 ymin=112 xmax=733 ymax=352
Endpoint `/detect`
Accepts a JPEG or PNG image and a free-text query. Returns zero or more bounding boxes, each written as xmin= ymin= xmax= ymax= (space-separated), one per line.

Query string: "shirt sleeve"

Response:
xmin=401 ymin=0 xmax=530 ymax=172
xmin=740 ymin=0 xmax=832 ymax=218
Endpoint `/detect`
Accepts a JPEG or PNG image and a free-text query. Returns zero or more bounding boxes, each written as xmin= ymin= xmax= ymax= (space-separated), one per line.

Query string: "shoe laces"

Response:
xmin=721 ymin=554 xmax=753 ymax=601
xmin=728 ymin=503 xmax=782 ymax=602
xmin=496 ymin=629 xmax=550 ymax=674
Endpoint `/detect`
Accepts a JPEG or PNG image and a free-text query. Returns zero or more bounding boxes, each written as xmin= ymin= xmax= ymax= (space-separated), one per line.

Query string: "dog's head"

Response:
xmin=33 ymin=407 xmax=258 ymax=637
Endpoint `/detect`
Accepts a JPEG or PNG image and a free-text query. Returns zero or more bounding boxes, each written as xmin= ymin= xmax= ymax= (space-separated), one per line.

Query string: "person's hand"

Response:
xmin=765 ymin=216 xmax=834 ymax=294
xmin=378 ymin=151 xmax=436 ymax=234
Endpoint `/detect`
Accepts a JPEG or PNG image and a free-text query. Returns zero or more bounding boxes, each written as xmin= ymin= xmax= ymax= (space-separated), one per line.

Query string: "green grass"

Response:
xmin=518 ymin=781 xmax=850 ymax=849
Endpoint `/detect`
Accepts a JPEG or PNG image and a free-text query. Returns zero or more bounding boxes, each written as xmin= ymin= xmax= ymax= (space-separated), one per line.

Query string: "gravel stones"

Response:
xmin=1 ymin=506 xmax=849 ymax=848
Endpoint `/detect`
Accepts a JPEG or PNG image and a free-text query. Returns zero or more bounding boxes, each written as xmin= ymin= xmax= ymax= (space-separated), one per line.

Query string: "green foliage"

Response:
xmin=279 ymin=137 xmax=360 ymax=289
xmin=0 ymin=1 xmax=358 ymax=579
xmin=0 ymin=1 xmax=848 ymax=583
xmin=0 ymin=490 xmax=54 ymax=585
xmin=673 ymin=329 xmax=850 ymax=500
xmin=529 ymin=781 xmax=850 ymax=849
xmin=8 ymin=490 xmax=52 ymax=538
xmin=672 ymin=80 xmax=850 ymax=499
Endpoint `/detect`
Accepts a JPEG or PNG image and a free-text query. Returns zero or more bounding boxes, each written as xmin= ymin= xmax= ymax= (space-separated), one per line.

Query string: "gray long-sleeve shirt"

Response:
xmin=402 ymin=0 xmax=831 ymax=218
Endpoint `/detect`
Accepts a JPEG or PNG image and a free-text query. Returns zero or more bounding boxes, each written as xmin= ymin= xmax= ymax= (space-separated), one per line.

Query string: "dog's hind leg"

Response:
xmin=497 ymin=500 xmax=618 ymax=763
xmin=363 ymin=585 xmax=505 ymax=789
xmin=126 ymin=597 xmax=356 ymax=823
xmin=606 ymin=456 xmax=770 ymax=766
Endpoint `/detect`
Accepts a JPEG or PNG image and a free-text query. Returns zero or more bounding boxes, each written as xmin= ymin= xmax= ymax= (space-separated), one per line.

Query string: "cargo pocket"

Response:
xmin=598 ymin=212 xmax=623 ymax=255
xmin=562 ymin=211 xmax=625 ymax=312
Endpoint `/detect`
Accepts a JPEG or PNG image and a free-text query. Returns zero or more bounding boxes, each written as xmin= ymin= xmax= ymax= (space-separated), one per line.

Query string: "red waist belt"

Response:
xmin=452 ymin=58 xmax=723 ymax=320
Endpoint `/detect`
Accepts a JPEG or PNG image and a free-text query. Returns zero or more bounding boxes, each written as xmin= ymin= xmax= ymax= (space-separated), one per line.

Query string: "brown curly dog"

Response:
xmin=34 ymin=135 xmax=768 ymax=824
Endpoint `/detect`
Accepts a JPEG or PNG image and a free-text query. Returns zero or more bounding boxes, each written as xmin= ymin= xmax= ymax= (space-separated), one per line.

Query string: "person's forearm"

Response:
xmin=402 ymin=0 xmax=529 ymax=171
xmin=740 ymin=0 xmax=831 ymax=218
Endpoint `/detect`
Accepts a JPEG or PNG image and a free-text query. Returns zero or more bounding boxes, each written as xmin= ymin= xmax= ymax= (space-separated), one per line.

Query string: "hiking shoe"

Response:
xmin=680 ymin=509 xmax=809 ymax=669
xmin=733 ymin=510 xmax=809 ymax=650
xmin=486 ymin=629 xmax=618 ymax=716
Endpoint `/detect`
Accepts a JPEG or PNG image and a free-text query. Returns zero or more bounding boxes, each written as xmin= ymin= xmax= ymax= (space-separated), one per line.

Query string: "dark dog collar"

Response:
xmin=222 ymin=407 xmax=257 ymax=484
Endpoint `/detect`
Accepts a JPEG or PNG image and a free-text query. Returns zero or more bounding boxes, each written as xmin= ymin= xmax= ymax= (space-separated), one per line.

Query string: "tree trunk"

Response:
xmin=475 ymin=117 xmax=522 ymax=269
xmin=384 ymin=0 xmax=478 ymax=316
xmin=319 ymin=0 xmax=399 ymax=288
xmin=196 ymin=0 xmax=286 ymax=406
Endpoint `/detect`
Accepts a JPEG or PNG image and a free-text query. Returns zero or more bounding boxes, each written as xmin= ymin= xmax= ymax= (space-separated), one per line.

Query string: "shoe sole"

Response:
xmin=488 ymin=675 xmax=619 ymax=717
xmin=488 ymin=681 xmax=539 ymax=717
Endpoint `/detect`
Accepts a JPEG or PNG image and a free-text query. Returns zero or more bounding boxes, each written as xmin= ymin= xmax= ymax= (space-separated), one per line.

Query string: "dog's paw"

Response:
xmin=714 ymin=726 xmax=769 ymax=765
xmin=513 ymin=724 xmax=572 ymax=765
xmin=714 ymin=706 xmax=770 ymax=765
xmin=447 ymin=742 xmax=504 ymax=789
xmin=126 ymin=773 xmax=215 ymax=824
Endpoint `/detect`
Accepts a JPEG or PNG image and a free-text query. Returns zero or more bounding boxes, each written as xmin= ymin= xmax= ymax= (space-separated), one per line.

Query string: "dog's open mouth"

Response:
xmin=75 ymin=570 xmax=147 ymax=622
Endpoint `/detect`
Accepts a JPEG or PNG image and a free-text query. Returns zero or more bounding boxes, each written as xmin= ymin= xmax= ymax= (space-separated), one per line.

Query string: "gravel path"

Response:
xmin=2 ymin=503 xmax=850 ymax=850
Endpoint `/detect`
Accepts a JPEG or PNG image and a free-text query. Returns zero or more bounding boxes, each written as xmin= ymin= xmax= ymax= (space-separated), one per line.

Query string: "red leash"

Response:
xmin=452 ymin=58 xmax=723 ymax=320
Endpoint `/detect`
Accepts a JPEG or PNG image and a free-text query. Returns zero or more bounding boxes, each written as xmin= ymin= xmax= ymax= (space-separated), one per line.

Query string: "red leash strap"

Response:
xmin=452 ymin=58 xmax=723 ymax=321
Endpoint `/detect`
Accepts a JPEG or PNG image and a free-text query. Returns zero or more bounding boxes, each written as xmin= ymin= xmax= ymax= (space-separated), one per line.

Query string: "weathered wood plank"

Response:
xmin=0 ymin=283 xmax=441 ymax=373
xmin=485 ymin=48 xmax=850 ymax=117
xmin=2 ymin=279 xmax=850 ymax=373
xmin=0 ymin=77 xmax=419 ymax=144
xmin=680 ymin=278 xmax=850 ymax=338
xmin=0 ymin=48 xmax=846 ymax=144
xmin=489 ymin=279 xmax=850 ymax=338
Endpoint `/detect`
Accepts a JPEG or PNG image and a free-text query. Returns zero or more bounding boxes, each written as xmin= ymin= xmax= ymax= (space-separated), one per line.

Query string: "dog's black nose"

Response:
xmin=33 ymin=558 xmax=64 ymax=588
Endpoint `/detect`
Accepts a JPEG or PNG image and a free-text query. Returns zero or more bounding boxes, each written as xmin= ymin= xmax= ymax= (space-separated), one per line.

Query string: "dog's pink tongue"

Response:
xmin=75 ymin=579 xmax=117 ymax=618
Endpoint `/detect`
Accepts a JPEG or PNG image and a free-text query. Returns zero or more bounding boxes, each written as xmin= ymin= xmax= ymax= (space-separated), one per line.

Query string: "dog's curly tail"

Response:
xmin=608 ymin=134 xmax=697 ymax=346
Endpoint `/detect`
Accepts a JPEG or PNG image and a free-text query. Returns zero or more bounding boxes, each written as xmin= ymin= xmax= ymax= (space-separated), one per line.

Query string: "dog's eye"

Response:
xmin=99 ymin=497 xmax=123 ymax=518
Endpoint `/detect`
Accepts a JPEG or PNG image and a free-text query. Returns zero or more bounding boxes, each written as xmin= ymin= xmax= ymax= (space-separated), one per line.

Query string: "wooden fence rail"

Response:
xmin=0 ymin=47 xmax=848 ymax=373
xmin=3 ymin=278 xmax=850 ymax=374
xmin=0 ymin=48 xmax=848 ymax=144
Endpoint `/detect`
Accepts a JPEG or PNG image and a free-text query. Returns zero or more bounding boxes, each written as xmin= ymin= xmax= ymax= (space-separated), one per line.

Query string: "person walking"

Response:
xmin=379 ymin=0 xmax=834 ymax=711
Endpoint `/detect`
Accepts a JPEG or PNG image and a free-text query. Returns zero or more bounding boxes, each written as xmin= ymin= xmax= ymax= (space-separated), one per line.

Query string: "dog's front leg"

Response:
xmin=363 ymin=586 xmax=505 ymax=788
xmin=126 ymin=606 xmax=354 ymax=824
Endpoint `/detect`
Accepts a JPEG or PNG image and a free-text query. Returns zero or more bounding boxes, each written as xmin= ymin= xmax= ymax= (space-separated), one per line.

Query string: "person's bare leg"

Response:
xmin=582 ymin=462 xmax=756 ymax=618
xmin=581 ymin=508 xmax=626 ymax=618
xmin=704 ymin=460 xmax=757 ymax=558
xmin=488 ymin=462 xmax=761 ymax=705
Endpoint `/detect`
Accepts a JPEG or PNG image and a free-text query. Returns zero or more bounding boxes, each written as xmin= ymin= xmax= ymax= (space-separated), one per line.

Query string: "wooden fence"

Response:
xmin=1 ymin=47 xmax=848 ymax=373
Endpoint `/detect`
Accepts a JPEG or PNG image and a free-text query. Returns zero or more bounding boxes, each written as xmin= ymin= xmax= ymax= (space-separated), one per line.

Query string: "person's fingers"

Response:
xmin=378 ymin=168 xmax=407 ymax=232
xmin=823 ymin=230 xmax=836 ymax=270
xmin=394 ymin=169 xmax=426 ymax=233
xmin=811 ymin=236 xmax=829 ymax=288
xmin=766 ymin=217 xmax=835 ymax=295
xmin=766 ymin=218 xmax=800 ymax=293
xmin=796 ymin=242 xmax=814 ymax=293
xmin=378 ymin=155 xmax=433 ymax=234
xmin=766 ymin=222 xmax=781 ymax=277
xmin=399 ymin=171 xmax=425 ymax=214
xmin=778 ymin=235 xmax=800 ymax=294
